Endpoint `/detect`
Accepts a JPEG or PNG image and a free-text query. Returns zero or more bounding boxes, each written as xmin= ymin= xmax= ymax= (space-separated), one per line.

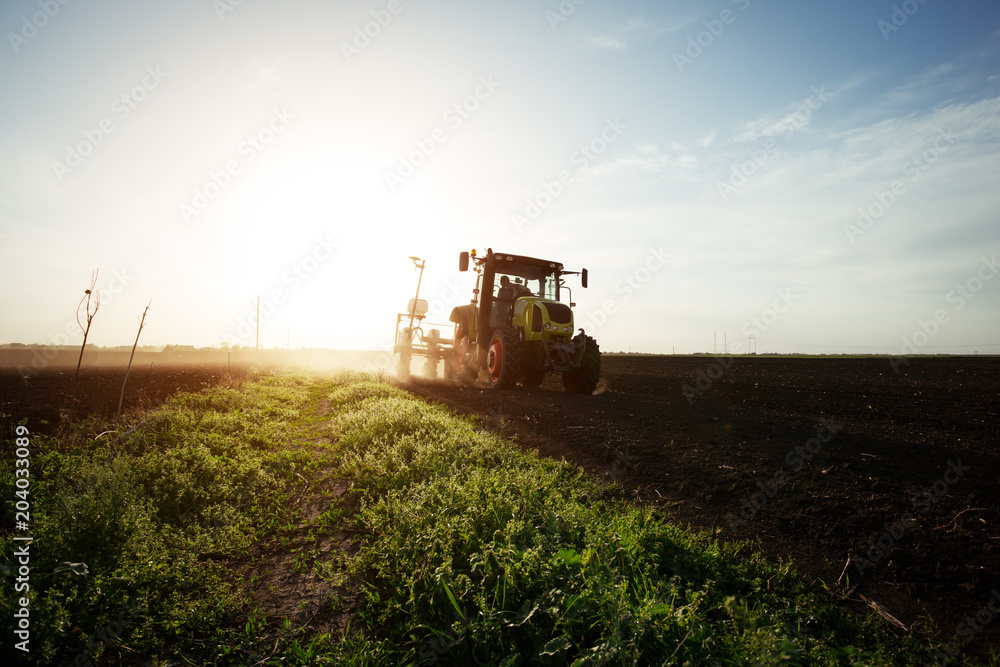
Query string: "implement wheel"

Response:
xmin=396 ymin=349 xmax=411 ymax=380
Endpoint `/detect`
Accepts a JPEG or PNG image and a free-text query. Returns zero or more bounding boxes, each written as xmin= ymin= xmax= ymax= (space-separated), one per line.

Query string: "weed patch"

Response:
xmin=0 ymin=371 xmax=317 ymax=664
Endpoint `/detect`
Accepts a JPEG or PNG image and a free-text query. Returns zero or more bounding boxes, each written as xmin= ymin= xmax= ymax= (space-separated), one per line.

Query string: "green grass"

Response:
xmin=323 ymin=381 xmax=938 ymax=666
xmin=1 ymin=371 xmax=983 ymax=665
xmin=1 ymin=372 xmax=317 ymax=664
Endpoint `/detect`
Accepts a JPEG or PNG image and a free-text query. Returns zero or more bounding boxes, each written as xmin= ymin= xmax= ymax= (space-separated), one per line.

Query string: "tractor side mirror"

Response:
xmin=459 ymin=252 xmax=469 ymax=272
xmin=581 ymin=268 xmax=588 ymax=288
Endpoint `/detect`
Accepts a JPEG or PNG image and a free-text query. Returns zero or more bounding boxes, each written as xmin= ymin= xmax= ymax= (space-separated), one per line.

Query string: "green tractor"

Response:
xmin=449 ymin=248 xmax=601 ymax=393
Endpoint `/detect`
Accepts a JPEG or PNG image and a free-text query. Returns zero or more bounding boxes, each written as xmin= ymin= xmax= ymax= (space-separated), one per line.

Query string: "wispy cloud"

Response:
xmin=573 ymin=14 xmax=692 ymax=51
xmin=881 ymin=63 xmax=963 ymax=108
xmin=696 ymin=131 xmax=717 ymax=148
xmin=586 ymin=142 xmax=699 ymax=180
xmin=582 ymin=34 xmax=626 ymax=51
xmin=733 ymin=77 xmax=868 ymax=143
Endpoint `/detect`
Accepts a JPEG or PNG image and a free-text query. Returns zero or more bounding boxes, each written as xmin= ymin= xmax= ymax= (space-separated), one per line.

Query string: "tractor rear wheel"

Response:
xmin=563 ymin=335 xmax=600 ymax=394
xmin=486 ymin=329 xmax=520 ymax=390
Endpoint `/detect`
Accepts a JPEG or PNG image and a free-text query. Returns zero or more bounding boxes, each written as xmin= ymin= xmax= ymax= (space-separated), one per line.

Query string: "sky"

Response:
xmin=1 ymin=0 xmax=999 ymax=356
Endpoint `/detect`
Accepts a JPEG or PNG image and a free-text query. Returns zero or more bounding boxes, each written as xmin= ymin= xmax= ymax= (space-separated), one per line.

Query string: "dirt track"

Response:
xmin=401 ymin=355 xmax=1000 ymax=657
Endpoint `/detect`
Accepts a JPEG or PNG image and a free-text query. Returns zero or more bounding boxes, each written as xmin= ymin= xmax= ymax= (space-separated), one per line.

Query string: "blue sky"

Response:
xmin=1 ymin=0 xmax=999 ymax=355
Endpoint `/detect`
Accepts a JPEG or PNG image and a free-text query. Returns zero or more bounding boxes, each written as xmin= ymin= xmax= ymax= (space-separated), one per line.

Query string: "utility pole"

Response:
xmin=714 ymin=331 xmax=717 ymax=355
xmin=255 ymin=294 xmax=260 ymax=351
xmin=724 ymin=332 xmax=727 ymax=354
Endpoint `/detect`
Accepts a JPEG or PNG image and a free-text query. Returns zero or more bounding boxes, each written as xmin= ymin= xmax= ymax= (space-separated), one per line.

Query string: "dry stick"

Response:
xmin=117 ymin=301 xmax=151 ymax=418
xmin=934 ymin=507 xmax=985 ymax=532
xmin=71 ymin=270 xmax=101 ymax=412
xmin=859 ymin=594 xmax=911 ymax=633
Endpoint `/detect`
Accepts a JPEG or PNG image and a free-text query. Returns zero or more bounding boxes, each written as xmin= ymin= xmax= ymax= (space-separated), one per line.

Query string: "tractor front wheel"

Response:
xmin=486 ymin=329 xmax=521 ymax=390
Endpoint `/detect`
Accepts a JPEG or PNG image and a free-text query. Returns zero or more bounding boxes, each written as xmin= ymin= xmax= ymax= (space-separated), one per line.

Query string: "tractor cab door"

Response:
xmin=492 ymin=283 xmax=515 ymax=328
xmin=491 ymin=274 xmax=533 ymax=329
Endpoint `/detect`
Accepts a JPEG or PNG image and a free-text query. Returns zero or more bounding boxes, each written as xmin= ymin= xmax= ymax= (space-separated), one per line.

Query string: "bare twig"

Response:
xmin=836 ymin=557 xmax=852 ymax=587
xmin=934 ymin=508 xmax=985 ymax=532
xmin=860 ymin=594 xmax=911 ymax=633
xmin=117 ymin=301 xmax=151 ymax=418
xmin=71 ymin=270 xmax=101 ymax=410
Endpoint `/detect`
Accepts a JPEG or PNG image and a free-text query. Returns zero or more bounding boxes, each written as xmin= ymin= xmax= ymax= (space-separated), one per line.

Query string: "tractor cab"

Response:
xmin=489 ymin=260 xmax=559 ymax=328
xmin=449 ymin=248 xmax=599 ymax=392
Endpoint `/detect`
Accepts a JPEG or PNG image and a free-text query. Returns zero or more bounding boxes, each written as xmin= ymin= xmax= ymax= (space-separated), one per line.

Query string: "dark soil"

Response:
xmin=400 ymin=355 xmax=1000 ymax=661
xmin=0 ymin=365 xmax=249 ymax=435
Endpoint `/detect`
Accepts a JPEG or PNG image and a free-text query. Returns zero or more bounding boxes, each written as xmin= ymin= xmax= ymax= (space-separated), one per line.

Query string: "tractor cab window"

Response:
xmin=494 ymin=274 xmax=534 ymax=301
xmin=540 ymin=274 xmax=558 ymax=300
xmin=492 ymin=263 xmax=559 ymax=302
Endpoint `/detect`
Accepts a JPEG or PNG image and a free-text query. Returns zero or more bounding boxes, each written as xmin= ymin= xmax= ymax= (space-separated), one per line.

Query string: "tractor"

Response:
xmin=449 ymin=248 xmax=601 ymax=393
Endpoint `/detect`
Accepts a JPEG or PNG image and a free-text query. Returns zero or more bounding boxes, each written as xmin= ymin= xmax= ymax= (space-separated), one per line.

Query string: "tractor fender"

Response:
xmin=449 ymin=305 xmax=474 ymax=330
xmin=450 ymin=304 xmax=481 ymax=367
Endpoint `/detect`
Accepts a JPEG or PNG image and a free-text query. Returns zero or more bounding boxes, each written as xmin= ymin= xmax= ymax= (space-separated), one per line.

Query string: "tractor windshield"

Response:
xmin=493 ymin=262 xmax=558 ymax=301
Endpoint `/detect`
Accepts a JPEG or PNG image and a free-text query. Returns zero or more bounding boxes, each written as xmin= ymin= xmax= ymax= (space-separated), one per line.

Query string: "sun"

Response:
xmin=210 ymin=144 xmax=463 ymax=350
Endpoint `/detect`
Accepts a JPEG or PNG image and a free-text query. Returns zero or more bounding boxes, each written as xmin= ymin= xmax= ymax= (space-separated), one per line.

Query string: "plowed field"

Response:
xmin=402 ymin=355 xmax=1000 ymax=657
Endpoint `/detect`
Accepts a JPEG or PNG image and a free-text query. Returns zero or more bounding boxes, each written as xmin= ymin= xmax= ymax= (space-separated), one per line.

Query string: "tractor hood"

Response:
xmin=513 ymin=296 xmax=575 ymax=341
